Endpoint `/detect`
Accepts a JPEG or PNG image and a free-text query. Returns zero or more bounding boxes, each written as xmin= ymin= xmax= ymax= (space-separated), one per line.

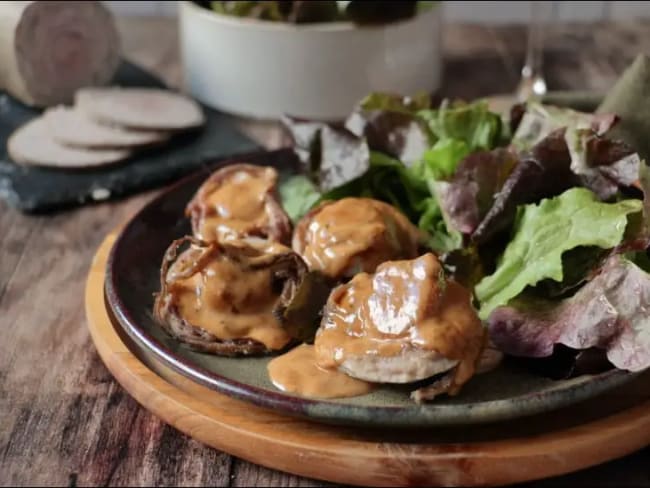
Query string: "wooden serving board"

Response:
xmin=86 ymin=233 xmax=650 ymax=487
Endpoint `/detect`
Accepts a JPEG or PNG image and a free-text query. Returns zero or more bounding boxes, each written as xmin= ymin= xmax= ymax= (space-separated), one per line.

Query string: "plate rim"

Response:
xmin=105 ymin=149 xmax=639 ymax=428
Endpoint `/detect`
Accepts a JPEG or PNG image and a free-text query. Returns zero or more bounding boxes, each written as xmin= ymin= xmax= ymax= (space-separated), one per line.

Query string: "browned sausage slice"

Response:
xmin=186 ymin=164 xmax=292 ymax=245
xmin=153 ymin=237 xmax=308 ymax=356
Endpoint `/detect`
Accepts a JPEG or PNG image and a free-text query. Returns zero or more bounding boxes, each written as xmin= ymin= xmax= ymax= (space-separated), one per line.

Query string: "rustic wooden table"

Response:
xmin=1 ymin=16 xmax=649 ymax=487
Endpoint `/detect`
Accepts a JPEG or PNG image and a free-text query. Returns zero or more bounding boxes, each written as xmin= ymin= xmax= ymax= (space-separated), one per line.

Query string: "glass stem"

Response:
xmin=518 ymin=1 xmax=549 ymax=101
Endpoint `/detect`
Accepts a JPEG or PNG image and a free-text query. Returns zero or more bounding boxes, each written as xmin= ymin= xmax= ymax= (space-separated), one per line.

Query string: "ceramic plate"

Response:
xmin=105 ymin=148 xmax=638 ymax=427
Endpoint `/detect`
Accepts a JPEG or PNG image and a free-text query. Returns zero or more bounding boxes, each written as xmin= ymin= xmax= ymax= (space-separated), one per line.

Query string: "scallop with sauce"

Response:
xmin=186 ymin=164 xmax=292 ymax=244
xmin=292 ymin=197 xmax=423 ymax=281
xmin=314 ymin=253 xmax=486 ymax=402
xmin=153 ymin=236 xmax=308 ymax=356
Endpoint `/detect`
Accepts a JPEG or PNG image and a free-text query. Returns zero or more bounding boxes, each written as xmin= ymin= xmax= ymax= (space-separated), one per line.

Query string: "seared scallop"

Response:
xmin=153 ymin=236 xmax=308 ymax=356
xmin=186 ymin=164 xmax=292 ymax=244
xmin=314 ymin=253 xmax=486 ymax=401
xmin=292 ymin=197 xmax=423 ymax=281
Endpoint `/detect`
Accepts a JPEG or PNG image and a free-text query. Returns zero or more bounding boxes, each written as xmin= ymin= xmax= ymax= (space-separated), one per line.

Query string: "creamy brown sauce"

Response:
xmin=226 ymin=237 xmax=290 ymax=256
xmin=194 ymin=168 xmax=275 ymax=242
xmin=168 ymin=251 xmax=292 ymax=350
xmin=295 ymin=197 xmax=421 ymax=280
xmin=267 ymin=344 xmax=374 ymax=399
xmin=314 ymin=254 xmax=485 ymax=373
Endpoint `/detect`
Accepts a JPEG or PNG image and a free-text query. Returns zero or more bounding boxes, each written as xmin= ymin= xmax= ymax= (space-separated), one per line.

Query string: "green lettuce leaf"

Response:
xmin=404 ymin=114 xmax=496 ymax=251
xmin=406 ymin=101 xmax=504 ymax=251
xmin=211 ymin=1 xmax=285 ymax=20
xmin=211 ymin=1 xmax=341 ymax=23
xmin=488 ymin=256 xmax=650 ymax=372
xmin=358 ymin=92 xmax=431 ymax=113
xmin=282 ymin=96 xmax=506 ymax=254
xmin=279 ymin=175 xmax=321 ymax=223
xmin=565 ymin=126 xmax=641 ymax=200
xmin=416 ymin=138 xmax=471 ymax=181
xmin=475 ymin=187 xmax=643 ymax=319
xmin=529 ymin=246 xmax=608 ymax=299
xmin=512 ymin=102 xmax=617 ymax=150
xmin=409 ymin=139 xmax=471 ymax=252
xmin=396 ymin=145 xmax=468 ymax=253
xmin=415 ymin=195 xmax=463 ymax=253
xmin=417 ymin=100 xmax=503 ymax=151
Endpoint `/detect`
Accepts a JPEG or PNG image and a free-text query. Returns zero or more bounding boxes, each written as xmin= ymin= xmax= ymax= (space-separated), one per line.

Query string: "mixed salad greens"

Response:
xmin=280 ymin=54 xmax=650 ymax=374
xmin=198 ymin=1 xmax=437 ymax=25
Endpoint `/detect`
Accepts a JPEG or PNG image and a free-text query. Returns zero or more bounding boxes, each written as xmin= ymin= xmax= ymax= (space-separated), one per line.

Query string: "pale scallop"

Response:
xmin=339 ymin=349 xmax=459 ymax=384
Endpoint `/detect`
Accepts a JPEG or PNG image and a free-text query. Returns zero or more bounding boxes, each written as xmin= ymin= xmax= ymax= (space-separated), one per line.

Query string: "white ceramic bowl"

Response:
xmin=179 ymin=1 xmax=443 ymax=121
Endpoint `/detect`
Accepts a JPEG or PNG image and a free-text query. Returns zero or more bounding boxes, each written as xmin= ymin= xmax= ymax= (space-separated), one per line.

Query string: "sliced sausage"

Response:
xmin=8 ymin=116 xmax=130 ymax=168
xmin=43 ymin=106 xmax=168 ymax=148
xmin=75 ymin=87 xmax=205 ymax=131
xmin=0 ymin=1 xmax=120 ymax=107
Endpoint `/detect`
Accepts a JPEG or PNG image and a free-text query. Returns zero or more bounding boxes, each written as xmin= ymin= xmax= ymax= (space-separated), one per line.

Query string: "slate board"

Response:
xmin=0 ymin=61 xmax=259 ymax=213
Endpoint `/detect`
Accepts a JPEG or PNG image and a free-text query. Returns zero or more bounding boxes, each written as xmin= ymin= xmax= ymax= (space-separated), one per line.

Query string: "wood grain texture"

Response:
xmin=1 ymin=16 xmax=650 ymax=487
xmin=86 ymin=234 xmax=650 ymax=487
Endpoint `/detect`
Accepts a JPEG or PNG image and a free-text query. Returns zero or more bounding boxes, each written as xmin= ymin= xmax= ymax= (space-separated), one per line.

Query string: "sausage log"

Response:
xmin=0 ymin=1 xmax=121 ymax=107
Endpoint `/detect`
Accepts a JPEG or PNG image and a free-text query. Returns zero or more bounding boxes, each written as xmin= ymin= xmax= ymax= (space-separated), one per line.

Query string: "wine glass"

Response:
xmin=516 ymin=1 xmax=554 ymax=102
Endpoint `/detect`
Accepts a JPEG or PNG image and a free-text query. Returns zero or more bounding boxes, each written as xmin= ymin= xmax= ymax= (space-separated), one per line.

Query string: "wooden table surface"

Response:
xmin=1 ymin=16 xmax=649 ymax=487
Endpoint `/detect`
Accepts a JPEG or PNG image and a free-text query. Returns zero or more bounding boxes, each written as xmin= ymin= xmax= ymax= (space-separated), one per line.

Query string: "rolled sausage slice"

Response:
xmin=186 ymin=164 xmax=292 ymax=245
xmin=43 ymin=106 xmax=169 ymax=149
xmin=8 ymin=117 xmax=131 ymax=168
xmin=0 ymin=1 xmax=120 ymax=107
xmin=75 ymin=87 xmax=205 ymax=131
xmin=153 ymin=237 xmax=308 ymax=356
xmin=292 ymin=197 xmax=423 ymax=281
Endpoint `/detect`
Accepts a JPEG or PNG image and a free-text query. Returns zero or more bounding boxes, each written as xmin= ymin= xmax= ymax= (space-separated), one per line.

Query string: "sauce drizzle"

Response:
xmin=169 ymin=248 xmax=292 ymax=351
xmin=192 ymin=167 xmax=277 ymax=242
xmin=268 ymin=345 xmax=374 ymax=399
xmin=294 ymin=197 xmax=421 ymax=279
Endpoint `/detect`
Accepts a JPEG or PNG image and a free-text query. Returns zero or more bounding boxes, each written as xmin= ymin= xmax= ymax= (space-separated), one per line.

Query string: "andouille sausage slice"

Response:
xmin=75 ymin=87 xmax=205 ymax=131
xmin=44 ymin=106 xmax=168 ymax=148
xmin=186 ymin=164 xmax=292 ymax=245
xmin=8 ymin=117 xmax=131 ymax=168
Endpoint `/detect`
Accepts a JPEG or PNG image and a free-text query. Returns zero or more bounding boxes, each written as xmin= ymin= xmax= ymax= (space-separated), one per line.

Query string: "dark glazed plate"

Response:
xmin=105 ymin=148 xmax=638 ymax=427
